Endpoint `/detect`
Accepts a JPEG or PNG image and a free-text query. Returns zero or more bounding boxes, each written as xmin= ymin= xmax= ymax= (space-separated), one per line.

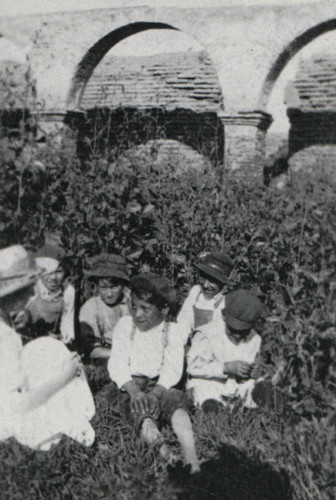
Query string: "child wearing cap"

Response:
xmin=108 ymin=273 xmax=200 ymax=473
xmin=22 ymin=244 xmax=75 ymax=346
xmin=177 ymin=252 xmax=234 ymax=344
xmin=0 ymin=245 xmax=95 ymax=450
xmin=187 ymin=290 xmax=265 ymax=411
xmin=79 ymin=253 xmax=129 ymax=359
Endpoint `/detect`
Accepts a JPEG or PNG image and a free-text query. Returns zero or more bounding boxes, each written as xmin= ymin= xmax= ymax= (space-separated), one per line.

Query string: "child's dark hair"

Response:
xmin=130 ymin=286 xmax=169 ymax=311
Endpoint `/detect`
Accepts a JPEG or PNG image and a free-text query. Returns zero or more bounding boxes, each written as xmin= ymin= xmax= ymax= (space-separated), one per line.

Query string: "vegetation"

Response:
xmin=0 ymin=69 xmax=335 ymax=497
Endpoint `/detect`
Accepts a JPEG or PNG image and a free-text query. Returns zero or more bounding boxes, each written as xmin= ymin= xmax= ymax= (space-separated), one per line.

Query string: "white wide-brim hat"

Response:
xmin=0 ymin=245 xmax=42 ymax=298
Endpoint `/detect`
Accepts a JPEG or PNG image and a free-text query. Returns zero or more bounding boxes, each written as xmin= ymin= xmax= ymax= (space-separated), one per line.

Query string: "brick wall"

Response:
xmin=81 ymin=51 xmax=224 ymax=113
xmin=287 ymin=54 xmax=336 ymax=158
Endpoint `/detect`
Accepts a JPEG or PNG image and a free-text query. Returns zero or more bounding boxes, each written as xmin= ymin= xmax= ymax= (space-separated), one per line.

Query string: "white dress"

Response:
xmin=0 ymin=320 xmax=95 ymax=450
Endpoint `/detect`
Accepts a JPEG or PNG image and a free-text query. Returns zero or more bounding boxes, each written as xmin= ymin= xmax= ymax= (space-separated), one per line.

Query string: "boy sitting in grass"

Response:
xmin=79 ymin=254 xmax=129 ymax=359
xmin=177 ymin=252 xmax=234 ymax=345
xmin=187 ymin=289 xmax=267 ymax=413
xmin=108 ymin=273 xmax=200 ymax=473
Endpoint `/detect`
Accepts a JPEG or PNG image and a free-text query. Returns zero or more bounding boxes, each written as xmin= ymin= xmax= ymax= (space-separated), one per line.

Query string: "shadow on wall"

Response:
xmin=65 ymin=107 xmax=224 ymax=166
xmin=288 ymin=108 xmax=336 ymax=156
xmin=169 ymin=443 xmax=293 ymax=500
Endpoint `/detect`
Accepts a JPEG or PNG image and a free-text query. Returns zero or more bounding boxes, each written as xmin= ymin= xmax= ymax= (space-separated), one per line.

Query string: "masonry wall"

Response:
xmin=287 ymin=54 xmax=336 ymax=160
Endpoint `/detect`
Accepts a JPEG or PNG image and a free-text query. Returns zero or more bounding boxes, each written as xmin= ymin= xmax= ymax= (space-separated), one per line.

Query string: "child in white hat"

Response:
xmin=22 ymin=244 xmax=75 ymax=345
xmin=0 ymin=245 xmax=95 ymax=450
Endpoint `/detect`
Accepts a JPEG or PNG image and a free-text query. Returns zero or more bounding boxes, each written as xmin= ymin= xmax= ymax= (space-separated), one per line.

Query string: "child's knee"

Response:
xmin=161 ymin=388 xmax=187 ymax=423
xmin=201 ymin=398 xmax=222 ymax=413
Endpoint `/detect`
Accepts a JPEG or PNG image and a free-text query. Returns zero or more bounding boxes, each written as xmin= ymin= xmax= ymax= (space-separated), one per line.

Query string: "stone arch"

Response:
xmin=67 ymin=22 xmax=178 ymax=110
xmin=66 ymin=21 xmax=224 ymax=165
xmin=258 ymin=18 xmax=336 ymax=110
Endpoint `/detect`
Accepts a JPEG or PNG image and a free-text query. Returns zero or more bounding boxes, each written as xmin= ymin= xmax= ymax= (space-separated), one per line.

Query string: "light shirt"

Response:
xmin=108 ymin=316 xmax=185 ymax=390
xmin=79 ymin=295 xmax=129 ymax=345
xmin=187 ymin=317 xmax=261 ymax=407
xmin=0 ymin=319 xmax=95 ymax=449
xmin=177 ymin=285 xmax=226 ymax=343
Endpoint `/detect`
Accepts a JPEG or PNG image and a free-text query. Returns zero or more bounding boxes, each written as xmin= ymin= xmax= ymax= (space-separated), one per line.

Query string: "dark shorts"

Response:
xmin=102 ymin=376 xmax=187 ymax=432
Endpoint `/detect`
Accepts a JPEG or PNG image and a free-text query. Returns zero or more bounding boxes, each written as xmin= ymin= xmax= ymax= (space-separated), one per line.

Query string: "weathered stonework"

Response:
xmin=81 ymin=51 xmax=223 ymax=113
xmin=286 ymin=54 xmax=336 ymax=168
xmin=1 ymin=2 xmax=336 ymax=179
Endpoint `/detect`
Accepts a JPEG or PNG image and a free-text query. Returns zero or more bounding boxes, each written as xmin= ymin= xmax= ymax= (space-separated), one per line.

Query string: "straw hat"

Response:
xmin=0 ymin=245 xmax=41 ymax=298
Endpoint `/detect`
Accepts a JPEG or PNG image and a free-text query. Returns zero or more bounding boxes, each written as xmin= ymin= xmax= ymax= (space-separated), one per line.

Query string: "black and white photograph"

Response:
xmin=0 ymin=0 xmax=335 ymax=498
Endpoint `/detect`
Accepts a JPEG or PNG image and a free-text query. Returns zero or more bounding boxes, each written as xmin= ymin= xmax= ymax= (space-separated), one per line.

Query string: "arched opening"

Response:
xmin=259 ymin=19 xmax=336 ymax=182
xmin=66 ymin=23 xmax=224 ymax=167
xmin=259 ymin=19 xmax=336 ymax=110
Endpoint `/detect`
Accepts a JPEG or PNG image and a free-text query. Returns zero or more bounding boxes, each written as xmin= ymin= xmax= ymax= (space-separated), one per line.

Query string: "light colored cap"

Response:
xmin=0 ymin=245 xmax=41 ymax=298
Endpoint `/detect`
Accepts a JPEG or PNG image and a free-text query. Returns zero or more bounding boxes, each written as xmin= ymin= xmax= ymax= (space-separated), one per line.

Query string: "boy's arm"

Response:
xmin=187 ymin=330 xmax=226 ymax=379
xmin=60 ymin=284 xmax=75 ymax=344
xmin=158 ymin=326 xmax=185 ymax=389
xmin=108 ymin=317 xmax=133 ymax=388
xmin=176 ymin=287 xmax=198 ymax=344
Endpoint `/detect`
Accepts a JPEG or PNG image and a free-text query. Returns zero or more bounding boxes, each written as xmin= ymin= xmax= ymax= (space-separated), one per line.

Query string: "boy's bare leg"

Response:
xmin=171 ymin=409 xmax=200 ymax=473
xmin=140 ymin=418 xmax=177 ymax=463
xmin=140 ymin=417 xmax=162 ymax=444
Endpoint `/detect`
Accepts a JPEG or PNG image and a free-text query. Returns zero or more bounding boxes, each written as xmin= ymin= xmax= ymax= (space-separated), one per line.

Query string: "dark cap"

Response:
xmin=224 ymin=290 xmax=264 ymax=331
xmin=130 ymin=272 xmax=176 ymax=308
xmin=194 ymin=252 xmax=234 ymax=284
xmin=86 ymin=253 xmax=129 ymax=282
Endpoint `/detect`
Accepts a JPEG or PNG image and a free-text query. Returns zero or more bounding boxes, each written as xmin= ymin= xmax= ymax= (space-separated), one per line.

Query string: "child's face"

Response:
xmin=199 ymin=272 xmax=226 ymax=299
xmin=98 ymin=278 xmax=124 ymax=306
xmin=225 ymin=323 xmax=251 ymax=344
xmin=41 ymin=267 xmax=65 ymax=293
xmin=130 ymin=294 xmax=165 ymax=331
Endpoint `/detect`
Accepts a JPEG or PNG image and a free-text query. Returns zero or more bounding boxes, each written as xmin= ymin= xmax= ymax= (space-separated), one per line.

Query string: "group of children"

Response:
xmin=0 ymin=242 xmax=272 ymax=473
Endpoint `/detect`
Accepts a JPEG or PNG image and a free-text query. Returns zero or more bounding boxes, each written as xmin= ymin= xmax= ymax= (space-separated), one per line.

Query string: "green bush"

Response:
xmin=0 ymin=131 xmax=335 ymax=498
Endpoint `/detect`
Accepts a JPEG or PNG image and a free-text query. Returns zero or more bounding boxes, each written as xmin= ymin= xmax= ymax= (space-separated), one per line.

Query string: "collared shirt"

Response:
xmin=187 ymin=318 xmax=261 ymax=406
xmin=79 ymin=295 xmax=129 ymax=353
xmin=177 ymin=285 xmax=226 ymax=344
xmin=108 ymin=316 xmax=185 ymax=390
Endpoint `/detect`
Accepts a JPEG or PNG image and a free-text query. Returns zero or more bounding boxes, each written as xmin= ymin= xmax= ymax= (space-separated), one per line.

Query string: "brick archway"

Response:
xmin=67 ymin=22 xmax=178 ymax=109
xmin=258 ymin=18 xmax=336 ymax=110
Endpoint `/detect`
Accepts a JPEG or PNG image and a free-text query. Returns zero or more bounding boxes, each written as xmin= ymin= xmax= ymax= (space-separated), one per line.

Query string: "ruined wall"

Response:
xmin=1 ymin=1 xmax=336 ymax=179
xmin=78 ymin=50 xmax=224 ymax=164
xmin=81 ymin=51 xmax=223 ymax=112
xmin=287 ymin=54 xmax=336 ymax=157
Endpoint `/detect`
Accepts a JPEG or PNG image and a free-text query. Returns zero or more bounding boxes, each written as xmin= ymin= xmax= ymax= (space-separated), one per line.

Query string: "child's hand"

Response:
xmin=12 ymin=310 xmax=27 ymax=331
xmin=224 ymin=360 xmax=252 ymax=379
xmin=250 ymin=363 xmax=262 ymax=379
xmin=131 ymin=393 xmax=160 ymax=418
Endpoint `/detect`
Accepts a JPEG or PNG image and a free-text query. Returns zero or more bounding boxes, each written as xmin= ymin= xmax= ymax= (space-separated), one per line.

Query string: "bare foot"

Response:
xmin=189 ymin=461 xmax=201 ymax=474
xmin=159 ymin=443 xmax=179 ymax=465
xmin=140 ymin=418 xmax=162 ymax=445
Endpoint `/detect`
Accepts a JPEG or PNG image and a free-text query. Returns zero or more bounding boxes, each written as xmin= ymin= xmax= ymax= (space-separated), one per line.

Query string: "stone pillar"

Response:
xmin=219 ymin=111 xmax=273 ymax=182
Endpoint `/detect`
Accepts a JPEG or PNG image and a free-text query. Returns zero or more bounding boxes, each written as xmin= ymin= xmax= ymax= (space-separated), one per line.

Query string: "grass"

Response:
xmin=1 ymin=361 xmax=334 ymax=500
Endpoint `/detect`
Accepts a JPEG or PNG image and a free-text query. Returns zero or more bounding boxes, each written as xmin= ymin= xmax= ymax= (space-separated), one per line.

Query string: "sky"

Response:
xmin=0 ymin=0 xmax=322 ymax=19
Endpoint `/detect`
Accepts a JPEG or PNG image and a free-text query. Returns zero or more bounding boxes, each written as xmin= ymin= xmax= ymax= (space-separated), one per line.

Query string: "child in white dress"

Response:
xmin=0 ymin=245 xmax=95 ymax=450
